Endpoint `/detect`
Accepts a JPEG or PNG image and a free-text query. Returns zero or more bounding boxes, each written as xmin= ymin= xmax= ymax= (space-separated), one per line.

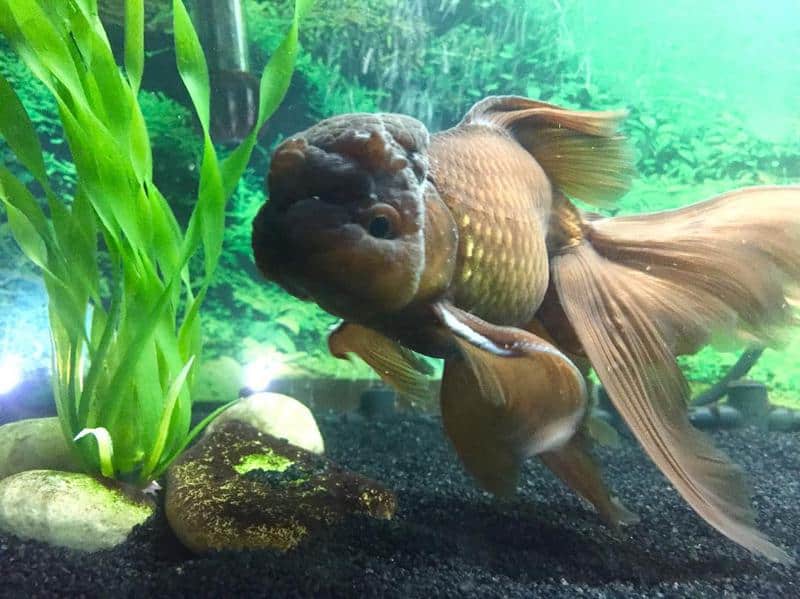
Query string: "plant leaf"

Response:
xmin=6 ymin=0 xmax=85 ymax=102
xmin=221 ymin=0 xmax=315 ymax=196
xmin=151 ymin=399 xmax=236 ymax=479
xmin=124 ymin=0 xmax=144 ymax=92
xmin=1 ymin=199 xmax=48 ymax=269
xmin=140 ymin=355 xmax=195 ymax=480
xmin=0 ymin=167 xmax=53 ymax=269
xmin=74 ymin=427 xmax=115 ymax=478
xmin=80 ymin=272 xmax=123 ymax=423
xmin=172 ymin=0 xmax=210 ymax=131
xmin=0 ymin=72 xmax=50 ymax=188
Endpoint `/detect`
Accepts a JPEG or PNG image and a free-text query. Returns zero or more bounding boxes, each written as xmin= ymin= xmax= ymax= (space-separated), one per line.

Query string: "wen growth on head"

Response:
xmin=252 ymin=94 xmax=800 ymax=564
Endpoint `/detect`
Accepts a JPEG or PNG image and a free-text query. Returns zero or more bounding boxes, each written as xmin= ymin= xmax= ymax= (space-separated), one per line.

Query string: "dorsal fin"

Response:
xmin=461 ymin=96 xmax=635 ymax=206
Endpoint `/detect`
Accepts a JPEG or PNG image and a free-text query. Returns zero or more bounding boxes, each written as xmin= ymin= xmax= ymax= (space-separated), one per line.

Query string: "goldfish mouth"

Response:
xmin=252 ymin=196 xmax=356 ymax=306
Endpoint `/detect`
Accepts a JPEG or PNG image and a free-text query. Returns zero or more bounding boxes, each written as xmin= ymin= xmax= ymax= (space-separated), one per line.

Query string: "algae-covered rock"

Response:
xmin=192 ymin=356 xmax=244 ymax=404
xmin=166 ymin=421 xmax=396 ymax=553
xmin=205 ymin=392 xmax=324 ymax=454
xmin=0 ymin=470 xmax=154 ymax=551
xmin=0 ymin=418 xmax=82 ymax=480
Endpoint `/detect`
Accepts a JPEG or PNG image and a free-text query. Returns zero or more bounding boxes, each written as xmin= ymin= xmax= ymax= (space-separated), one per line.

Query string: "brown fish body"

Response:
xmin=253 ymin=95 xmax=800 ymax=563
xmin=366 ymin=125 xmax=555 ymax=358
xmin=428 ymin=125 xmax=552 ymax=326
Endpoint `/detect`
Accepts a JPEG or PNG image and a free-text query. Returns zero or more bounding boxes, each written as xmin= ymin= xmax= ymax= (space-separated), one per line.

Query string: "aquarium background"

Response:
xmin=1 ymin=0 xmax=799 ymax=408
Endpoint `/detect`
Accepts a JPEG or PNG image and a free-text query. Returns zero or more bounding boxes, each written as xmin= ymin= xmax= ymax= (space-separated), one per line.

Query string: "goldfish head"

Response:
xmin=253 ymin=113 xmax=445 ymax=322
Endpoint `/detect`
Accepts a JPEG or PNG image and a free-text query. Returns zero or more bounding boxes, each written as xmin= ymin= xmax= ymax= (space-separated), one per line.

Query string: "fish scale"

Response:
xmin=429 ymin=125 xmax=551 ymax=326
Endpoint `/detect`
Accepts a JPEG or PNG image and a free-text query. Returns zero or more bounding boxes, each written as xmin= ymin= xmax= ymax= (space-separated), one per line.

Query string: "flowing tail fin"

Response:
xmin=550 ymin=186 xmax=800 ymax=563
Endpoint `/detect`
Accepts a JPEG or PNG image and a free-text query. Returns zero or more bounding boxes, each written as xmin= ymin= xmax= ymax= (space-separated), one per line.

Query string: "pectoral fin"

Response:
xmin=328 ymin=321 xmax=433 ymax=404
xmin=434 ymin=303 xmax=587 ymax=495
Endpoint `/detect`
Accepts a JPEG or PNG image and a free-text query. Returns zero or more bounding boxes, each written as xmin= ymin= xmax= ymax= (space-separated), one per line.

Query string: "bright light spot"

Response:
xmin=0 ymin=354 xmax=24 ymax=395
xmin=243 ymin=354 xmax=284 ymax=393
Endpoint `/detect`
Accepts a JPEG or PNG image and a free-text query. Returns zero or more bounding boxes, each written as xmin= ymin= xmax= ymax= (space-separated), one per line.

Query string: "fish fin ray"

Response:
xmin=328 ymin=322 xmax=432 ymax=403
xmin=461 ymin=95 xmax=634 ymax=206
xmin=435 ymin=303 xmax=588 ymax=494
xmin=539 ymin=431 xmax=639 ymax=526
xmin=587 ymin=185 xmax=800 ymax=353
xmin=552 ymin=241 xmax=793 ymax=563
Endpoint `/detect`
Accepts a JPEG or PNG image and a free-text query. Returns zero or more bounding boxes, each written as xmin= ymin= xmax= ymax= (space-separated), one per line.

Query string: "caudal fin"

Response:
xmin=586 ymin=186 xmax=800 ymax=353
xmin=551 ymin=186 xmax=800 ymax=563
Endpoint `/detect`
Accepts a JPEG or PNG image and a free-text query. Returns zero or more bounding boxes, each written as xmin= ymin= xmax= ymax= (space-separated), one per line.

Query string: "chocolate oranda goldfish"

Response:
xmin=252 ymin=95 xmax=799 ymax=563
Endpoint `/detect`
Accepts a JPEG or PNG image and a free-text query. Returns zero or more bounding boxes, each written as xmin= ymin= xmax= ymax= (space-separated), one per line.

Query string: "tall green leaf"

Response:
xmin=0 ymin=73 xmax=49 ymax=187
xmin=172 ymin=0 xmax=210 ymax=131
xmin=124 ymin=0 xmax=144 ymax=92
xmin=74 ymin=427 xmax=115 ymax=478
xmin=221 ymin=0 xmax=316 ymax=196
xmin=141 ymin=356 xmax=195 ymax=479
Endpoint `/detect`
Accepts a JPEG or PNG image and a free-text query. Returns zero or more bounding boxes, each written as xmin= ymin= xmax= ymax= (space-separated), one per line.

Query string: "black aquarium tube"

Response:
xmin=193 ymin=0 xmax=258 ymax=142
xmin=691 ymin=347 xmax=765 ymax=406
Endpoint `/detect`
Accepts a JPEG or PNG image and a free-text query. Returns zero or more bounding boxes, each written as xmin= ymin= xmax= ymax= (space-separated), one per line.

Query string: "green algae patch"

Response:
xmin=78 ymin=476 xmax=154 ymax=521
xmin=234 ymin=450 xmax=295 ymax=475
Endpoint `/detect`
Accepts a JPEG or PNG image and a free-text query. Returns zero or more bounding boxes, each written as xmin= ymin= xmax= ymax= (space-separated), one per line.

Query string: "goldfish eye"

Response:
xmin=368 ymin=215 xmax=392 ymax=238
xmin=363 ymin=203 xmax=400 ymax=239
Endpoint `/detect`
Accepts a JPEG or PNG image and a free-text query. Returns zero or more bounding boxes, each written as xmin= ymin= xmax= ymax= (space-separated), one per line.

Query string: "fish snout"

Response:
xmin=251 ymin=198 xmax=287 ymax=284
xmin=252 ymin=112 xmax=434 ymax=316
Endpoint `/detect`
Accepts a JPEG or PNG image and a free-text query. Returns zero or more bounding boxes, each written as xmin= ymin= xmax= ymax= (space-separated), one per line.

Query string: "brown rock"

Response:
xmin=165 ymin=421 xmax=396 ymax=553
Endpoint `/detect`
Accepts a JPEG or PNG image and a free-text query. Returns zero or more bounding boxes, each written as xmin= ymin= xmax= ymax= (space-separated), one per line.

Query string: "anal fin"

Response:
xmin=539 ymin=431 xmax=638 ymax=527
xmin=440 ymin=358 xmax=521 ymax=496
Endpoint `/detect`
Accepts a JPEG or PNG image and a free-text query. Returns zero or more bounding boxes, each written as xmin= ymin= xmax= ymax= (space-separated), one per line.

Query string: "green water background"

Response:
xmin=1 ymin=0 xmax=799 ymax=407
xmin=569 ymin=0 xmax=800 ymax=143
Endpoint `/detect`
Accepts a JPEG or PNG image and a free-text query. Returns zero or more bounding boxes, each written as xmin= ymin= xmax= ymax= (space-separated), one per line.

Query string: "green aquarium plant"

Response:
xmin=0 ymin=0 xmax=313 ymax=486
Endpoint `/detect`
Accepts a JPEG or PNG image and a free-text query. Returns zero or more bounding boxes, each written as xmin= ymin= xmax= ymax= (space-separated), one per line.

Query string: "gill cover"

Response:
xmin=253 ymin=113 xmax=433 ymax=318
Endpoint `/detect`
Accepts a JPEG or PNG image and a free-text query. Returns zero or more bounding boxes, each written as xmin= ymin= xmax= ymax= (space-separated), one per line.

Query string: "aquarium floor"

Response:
xmin=1 ymin=412 xmax=798 ymax=598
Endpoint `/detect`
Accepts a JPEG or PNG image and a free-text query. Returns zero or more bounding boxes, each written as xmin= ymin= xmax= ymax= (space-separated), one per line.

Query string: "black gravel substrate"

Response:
xmin=1 ymin=412 xmax=798 ymax=598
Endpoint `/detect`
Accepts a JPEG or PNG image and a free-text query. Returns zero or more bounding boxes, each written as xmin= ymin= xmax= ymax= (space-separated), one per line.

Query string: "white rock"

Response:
xmin=191 ymin=356 xmax=244 ymax=404
xmin=205 ymin=392 xmax=324 ymax=454
xmin=0 ymin=418 xmax=82 ymax=480
xmin=0 ymin=470 xmax=153 ymax=551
